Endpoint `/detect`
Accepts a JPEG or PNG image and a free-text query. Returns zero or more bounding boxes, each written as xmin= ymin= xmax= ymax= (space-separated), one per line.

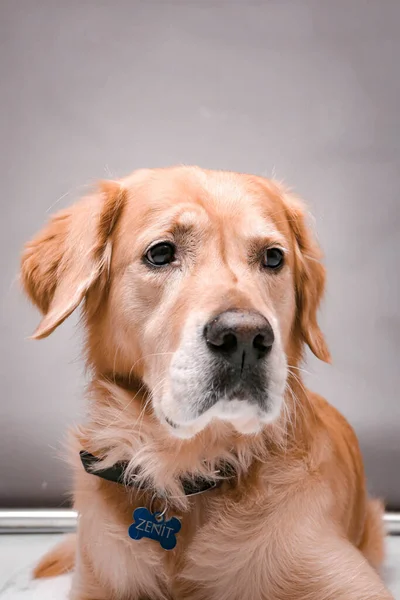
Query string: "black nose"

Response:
xmin=204 ymin=310 xmax=274 ymax=368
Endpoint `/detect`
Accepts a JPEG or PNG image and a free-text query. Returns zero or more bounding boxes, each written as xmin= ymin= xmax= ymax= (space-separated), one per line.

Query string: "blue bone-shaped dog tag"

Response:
xmin=128 ymin=507 xmax=181 ymax=550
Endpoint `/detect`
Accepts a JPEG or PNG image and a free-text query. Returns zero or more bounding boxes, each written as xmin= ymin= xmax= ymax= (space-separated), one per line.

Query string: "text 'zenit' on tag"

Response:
xmin=128 ymin=507 xmax=181 ymax=550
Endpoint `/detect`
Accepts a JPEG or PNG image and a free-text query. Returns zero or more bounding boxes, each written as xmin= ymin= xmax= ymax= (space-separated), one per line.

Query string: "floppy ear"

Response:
xmin=21 ymin=180 xmax=126 ymax=339
xmin=283 ymin=191 xmax=331 ymax=363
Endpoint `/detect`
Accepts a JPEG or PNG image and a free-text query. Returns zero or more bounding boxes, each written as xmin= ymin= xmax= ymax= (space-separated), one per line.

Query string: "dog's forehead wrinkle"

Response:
xmin=176 ymin=207 xmax=208 ymax=228
xmin=121 ymin=169 xmax=288 ymax=257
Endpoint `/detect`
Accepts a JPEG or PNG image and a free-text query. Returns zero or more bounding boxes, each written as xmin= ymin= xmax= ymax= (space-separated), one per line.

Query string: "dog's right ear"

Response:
xmin=21 ymin=181 xmax=126 ymax=339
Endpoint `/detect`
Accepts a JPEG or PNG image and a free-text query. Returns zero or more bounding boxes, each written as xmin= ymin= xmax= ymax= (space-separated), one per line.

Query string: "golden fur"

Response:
xmin=22 ymin=166 xmax=392 ymax=599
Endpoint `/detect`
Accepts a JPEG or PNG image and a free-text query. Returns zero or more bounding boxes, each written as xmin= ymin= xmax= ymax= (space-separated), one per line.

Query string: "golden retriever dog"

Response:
xmin=21 ymin=166 xmax=392 ymax=599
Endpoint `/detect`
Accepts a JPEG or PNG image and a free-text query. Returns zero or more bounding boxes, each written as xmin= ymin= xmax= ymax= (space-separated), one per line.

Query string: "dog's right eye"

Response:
xmin=145 ymin=242 xmax=176 ymax=267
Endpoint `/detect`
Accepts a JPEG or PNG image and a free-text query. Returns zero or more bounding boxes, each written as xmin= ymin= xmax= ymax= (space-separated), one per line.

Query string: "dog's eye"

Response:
xmin=263 ymin=248 xmax=284 ymax=270
xmin=145 ymin=242 xmax=176 ymax=266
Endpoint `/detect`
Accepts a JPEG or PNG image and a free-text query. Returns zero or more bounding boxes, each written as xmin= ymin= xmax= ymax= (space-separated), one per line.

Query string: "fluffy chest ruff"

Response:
xmin=69 ymin=379 xmax=292 ymax=600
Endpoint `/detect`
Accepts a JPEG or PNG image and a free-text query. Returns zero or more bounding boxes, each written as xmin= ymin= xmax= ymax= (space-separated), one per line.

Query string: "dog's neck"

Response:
xmin=77 ymin=371 xmax=309 ymax=509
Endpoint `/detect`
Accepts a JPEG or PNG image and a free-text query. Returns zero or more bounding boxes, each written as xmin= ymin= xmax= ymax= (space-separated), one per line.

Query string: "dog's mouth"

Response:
xmin=164 ymin=415 xmax=179 ymax=429
xmin=198 ymin=363 xmax=268 ymax=415
xmin=158 ymin=368 xmax=274 ymax=439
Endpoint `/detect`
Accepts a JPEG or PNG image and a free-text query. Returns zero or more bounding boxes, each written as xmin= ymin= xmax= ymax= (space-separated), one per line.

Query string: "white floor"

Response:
xmin=0 ymin=534 xmax=399 ymax=598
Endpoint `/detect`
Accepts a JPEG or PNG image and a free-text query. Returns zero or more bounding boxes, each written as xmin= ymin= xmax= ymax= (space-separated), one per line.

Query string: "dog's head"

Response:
xmin=21 ymin=167 xmax=329 ymax=439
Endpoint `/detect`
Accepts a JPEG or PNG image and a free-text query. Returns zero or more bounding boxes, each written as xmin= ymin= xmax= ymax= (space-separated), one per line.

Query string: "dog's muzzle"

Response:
xmin=198 ymin=309 xmax=274 ymax=413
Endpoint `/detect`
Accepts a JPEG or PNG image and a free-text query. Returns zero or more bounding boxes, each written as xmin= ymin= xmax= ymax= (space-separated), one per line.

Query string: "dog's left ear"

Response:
xmin=21 ymin=180 xmax=126 ymax=340
xmin=282 ymin=191 xmax=331 ymax=363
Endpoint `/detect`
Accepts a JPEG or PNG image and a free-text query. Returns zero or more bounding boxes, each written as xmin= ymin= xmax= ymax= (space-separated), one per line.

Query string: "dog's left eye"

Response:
xmin=263 ymin=248 xmax=284 ymax=270
xmin=145 ymin=242 xmax=176 ymax=266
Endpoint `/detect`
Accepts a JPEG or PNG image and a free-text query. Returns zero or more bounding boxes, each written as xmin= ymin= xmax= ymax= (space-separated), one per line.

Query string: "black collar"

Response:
xmin=80 ymin=450 xmax=234 ymax=497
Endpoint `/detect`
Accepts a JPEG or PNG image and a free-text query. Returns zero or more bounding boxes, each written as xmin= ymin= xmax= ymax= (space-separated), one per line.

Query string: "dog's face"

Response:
xmin=21 ymin=167 xmax=329 ymax=439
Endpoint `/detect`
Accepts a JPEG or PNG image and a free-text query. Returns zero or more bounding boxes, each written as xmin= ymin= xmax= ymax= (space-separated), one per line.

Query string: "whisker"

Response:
xmin=128 ymin=352 xmax=174 ymax=381
xmin=287 ymin=364 xmax=312 ymax=377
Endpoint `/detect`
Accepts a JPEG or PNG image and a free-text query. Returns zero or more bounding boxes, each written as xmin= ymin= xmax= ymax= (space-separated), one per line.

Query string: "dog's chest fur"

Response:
xmin=73 ymin=463 xmax=268 ymax=600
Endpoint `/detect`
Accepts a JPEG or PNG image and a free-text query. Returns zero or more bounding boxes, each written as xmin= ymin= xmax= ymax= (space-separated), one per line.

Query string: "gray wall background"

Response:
xmin=1 ymin=1 xmax=399 ymax=508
